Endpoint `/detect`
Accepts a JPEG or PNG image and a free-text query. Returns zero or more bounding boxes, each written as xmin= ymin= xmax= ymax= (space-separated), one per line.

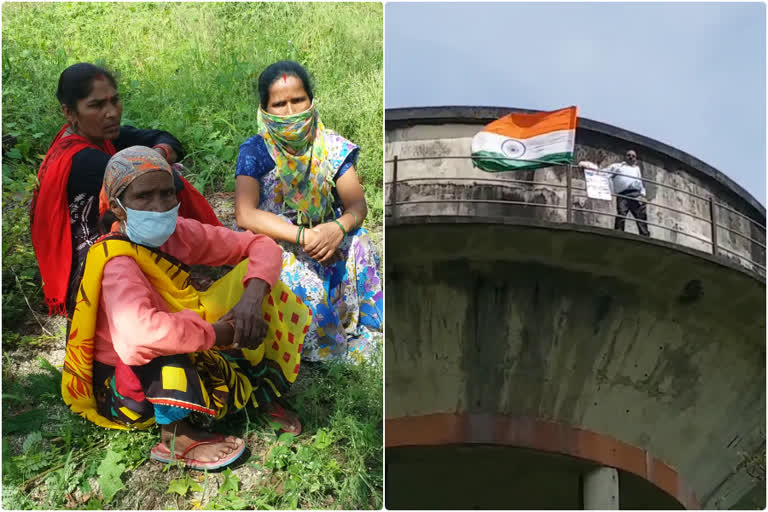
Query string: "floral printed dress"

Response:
xmin=235 ymin=133 xmax=382 ymax=362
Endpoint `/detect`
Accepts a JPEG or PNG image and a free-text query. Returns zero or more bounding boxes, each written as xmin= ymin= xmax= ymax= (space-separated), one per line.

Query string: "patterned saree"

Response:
xmin=62 ymin=236 xmax=311 ymax=430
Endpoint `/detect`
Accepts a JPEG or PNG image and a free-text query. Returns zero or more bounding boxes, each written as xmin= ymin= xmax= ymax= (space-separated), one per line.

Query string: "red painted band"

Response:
xmin=386 ymin=413 xmax=700 ymax=509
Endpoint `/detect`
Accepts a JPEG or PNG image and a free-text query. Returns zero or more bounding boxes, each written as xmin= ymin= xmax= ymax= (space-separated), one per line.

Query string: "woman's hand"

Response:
xmin=303 ymin=222 xmax=344 ymax=264
xmin=212 ymin=320 xmax=234 ymax=347
xmin=152 ymin=144 xmax=179 ymax=165
xmin=223 ymin=278 xmax=270 ymax=349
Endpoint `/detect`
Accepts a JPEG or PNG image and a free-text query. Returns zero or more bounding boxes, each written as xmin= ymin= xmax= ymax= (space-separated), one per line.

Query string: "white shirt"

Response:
xmin=605 ymin=162 xmax=645 ymax=196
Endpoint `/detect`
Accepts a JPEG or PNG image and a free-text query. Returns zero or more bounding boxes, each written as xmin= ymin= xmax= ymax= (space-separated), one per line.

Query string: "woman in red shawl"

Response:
xmin=30 ymin=62 xmax=221 ymax=317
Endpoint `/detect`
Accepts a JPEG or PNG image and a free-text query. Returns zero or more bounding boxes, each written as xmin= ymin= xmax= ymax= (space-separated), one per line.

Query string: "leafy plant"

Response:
xmin=167 ymin=475 xmax=203 ymax=497
xmin=205 ymin=468 xmax=247 ymax=510
xmin=97 ymin=448 xmax=127 ymax=503
xmin=1 ymin=168 xmax=44 ymax=334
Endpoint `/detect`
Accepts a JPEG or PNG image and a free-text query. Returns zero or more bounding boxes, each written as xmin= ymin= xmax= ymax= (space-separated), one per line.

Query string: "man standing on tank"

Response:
xmin=602 ymin=149 xmax=650 ymax=236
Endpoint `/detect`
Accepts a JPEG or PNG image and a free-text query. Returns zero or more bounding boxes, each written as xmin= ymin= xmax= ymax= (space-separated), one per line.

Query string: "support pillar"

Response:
xmin=583 ymin=466 xmax=619 ymax=509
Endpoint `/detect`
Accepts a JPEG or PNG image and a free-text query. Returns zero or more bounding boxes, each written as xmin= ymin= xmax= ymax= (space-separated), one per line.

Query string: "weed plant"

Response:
xmin=2 ymin=2 xmax=383 ymax=509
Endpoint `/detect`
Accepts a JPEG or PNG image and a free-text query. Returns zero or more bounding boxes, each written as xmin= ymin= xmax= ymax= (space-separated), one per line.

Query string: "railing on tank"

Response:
xmin=385 ymin=155 xmax=766 ymax=276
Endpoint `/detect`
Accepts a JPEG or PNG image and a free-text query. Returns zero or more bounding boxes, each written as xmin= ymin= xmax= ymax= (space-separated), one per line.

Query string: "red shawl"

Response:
xmin=30 ymin=125 xmax=117 ymax=316
xmin=31 ymin=124 xmax=223 ymax=316
xmin=177 ymin=175 xmax=223 ymax=228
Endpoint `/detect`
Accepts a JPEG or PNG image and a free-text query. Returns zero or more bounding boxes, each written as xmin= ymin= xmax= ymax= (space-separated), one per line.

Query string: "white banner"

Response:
xmin=584 ymin=169 xmax=612 ymax=200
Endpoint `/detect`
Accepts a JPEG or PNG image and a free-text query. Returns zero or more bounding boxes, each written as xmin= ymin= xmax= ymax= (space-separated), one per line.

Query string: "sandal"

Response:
xmin=262 ymin=403 xmax=302 ymax=436
xmin=149 ymin=434 xmax=245 ymax=471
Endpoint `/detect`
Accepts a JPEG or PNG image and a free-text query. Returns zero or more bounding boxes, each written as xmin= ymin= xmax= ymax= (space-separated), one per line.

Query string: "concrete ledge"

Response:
xmin=386 ymin=106 xmax=766 ymax=218
xmin=386 ymin=214 xmax=766 ymax=284
xmin=387 ymin=413 xmax=699 ymax=509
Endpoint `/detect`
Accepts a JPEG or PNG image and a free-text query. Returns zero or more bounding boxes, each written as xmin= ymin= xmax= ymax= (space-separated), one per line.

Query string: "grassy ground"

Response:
xmin=2 ymin=2 xmax=383 ymax=509
xmin=2 ymin=345 xmax=382 ymax=509
xmin=2 ymin=2 xmax=383 ymax=205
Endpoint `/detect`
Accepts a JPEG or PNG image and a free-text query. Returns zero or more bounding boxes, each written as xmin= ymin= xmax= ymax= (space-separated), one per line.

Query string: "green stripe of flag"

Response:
xmin=471 ymin=151 xmax=574 ymax=172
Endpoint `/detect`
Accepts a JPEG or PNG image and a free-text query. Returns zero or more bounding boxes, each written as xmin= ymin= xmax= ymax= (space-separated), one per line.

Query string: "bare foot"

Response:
xmin=161 ymin=421 xmax=244 ymax=463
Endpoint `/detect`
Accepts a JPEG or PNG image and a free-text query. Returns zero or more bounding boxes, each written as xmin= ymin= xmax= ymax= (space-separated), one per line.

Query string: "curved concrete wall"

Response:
xmin=386 ymin=222 xmax=765 ymax=509
xmin=385 ymin=108 xmax=766 ymax=509
xmin=385 ymin=107 xmax=766 ymax=277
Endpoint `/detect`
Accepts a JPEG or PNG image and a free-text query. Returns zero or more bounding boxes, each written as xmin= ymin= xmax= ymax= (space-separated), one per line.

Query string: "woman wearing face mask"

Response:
xmin=235 ymin=61 xmax=382 ymax=363
xmin=63 ymin=146 xmax=307 ymax=470
xmin=30 ymin=62 xmax=221 ymax=319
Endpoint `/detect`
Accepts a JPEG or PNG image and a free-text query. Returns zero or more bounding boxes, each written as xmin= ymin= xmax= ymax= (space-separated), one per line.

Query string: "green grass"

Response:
xmin=2 ymin=353 xmax=383 ymax=509
xmin=2 ymin=2 xmax=383 ymax=210
xmin=2 ymin=2 xmax=383 ymax=509
xmin=2 ymin=1 xmax=383 ymax=331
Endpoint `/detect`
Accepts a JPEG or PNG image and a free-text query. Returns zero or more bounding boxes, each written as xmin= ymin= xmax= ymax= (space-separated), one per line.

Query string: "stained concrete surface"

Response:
xmin=384 ymin=109 xmax=765 ymax=509
xmin=386 ymin=121 xmax=765 ymax=276
xmin=385 ymin=221 xmax=765 ymax=509
xmin=385 ymin=106 xmax=765 ymax=218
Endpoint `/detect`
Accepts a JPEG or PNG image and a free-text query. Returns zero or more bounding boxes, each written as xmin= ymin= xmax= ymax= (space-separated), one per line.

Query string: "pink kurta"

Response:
xmin=93 ymin=217 xmax=282 ymax=367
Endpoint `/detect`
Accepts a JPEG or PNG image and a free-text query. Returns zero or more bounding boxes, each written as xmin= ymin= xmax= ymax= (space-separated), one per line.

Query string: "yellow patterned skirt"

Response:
xmin=62 ymin=237 xmax=311 ymax=430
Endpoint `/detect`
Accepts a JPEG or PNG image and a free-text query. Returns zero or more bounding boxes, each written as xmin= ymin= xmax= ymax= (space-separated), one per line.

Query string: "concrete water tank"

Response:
xmin=384 ymin=106 xmax=766 ymax=509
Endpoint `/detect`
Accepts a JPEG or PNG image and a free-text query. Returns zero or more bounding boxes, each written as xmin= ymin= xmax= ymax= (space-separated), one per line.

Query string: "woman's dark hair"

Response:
xmin=257 ymin=60 xmax=314 ymax=109
xmin=56 ymin=63 xmax=118 ymax=110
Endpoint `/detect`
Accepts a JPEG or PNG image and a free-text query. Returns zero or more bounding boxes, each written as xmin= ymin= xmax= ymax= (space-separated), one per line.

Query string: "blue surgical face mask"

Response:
xmin=116 ymin=198 xmax=180 ymax=248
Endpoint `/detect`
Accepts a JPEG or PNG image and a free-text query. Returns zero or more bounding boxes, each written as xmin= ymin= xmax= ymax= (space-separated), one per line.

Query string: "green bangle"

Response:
xmin=349 ymin=212 xmax=358 ymax=228
xmin=333 ymin=219 xmax=347 ymax=236
xmin=296 ymin=226 xmax=303 ymax=245
xmin=301 ymin=226 xmax=306 ymax=245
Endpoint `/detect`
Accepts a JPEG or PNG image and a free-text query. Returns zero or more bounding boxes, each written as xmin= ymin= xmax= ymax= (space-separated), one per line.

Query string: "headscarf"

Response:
xmin=98 ymin=146 xmax=173 ymax=215
xmin=30 ymin=123 xmax=117 ymax=316
xmin=258 ymin=104 xmax=357 ymax=227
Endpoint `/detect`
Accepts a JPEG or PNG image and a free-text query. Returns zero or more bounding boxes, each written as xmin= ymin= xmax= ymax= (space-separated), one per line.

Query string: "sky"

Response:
xmin=386 ymin=2 xmax=766 ymax=206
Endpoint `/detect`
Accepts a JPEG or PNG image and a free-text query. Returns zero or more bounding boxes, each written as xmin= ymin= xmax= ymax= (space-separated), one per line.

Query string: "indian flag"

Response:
xmin=471 ymin=106 xmax=578 ymax=172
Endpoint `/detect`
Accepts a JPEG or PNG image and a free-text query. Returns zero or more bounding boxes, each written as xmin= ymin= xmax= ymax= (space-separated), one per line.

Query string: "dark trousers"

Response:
xmin=615 ymin=190 xmax=650 ymax=236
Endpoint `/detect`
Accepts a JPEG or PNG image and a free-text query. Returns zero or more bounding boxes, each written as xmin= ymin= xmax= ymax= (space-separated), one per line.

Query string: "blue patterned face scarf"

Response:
xmin=258 ymin=104 xmax=336 ymax=226
xmin=260 ymin=103 xmax=317 ymax=155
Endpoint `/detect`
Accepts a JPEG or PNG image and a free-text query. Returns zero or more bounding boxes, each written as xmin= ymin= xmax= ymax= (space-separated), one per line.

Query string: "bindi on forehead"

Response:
xmin=87 ymin=76 xmax=117 ymax=101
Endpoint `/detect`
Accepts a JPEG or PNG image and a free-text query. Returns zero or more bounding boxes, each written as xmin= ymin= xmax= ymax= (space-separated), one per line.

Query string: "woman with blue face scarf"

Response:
xmin=235 ymin=61 xmax=382 ymax=362
xmin=62 ymin=146 xmax=310 ymax=470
